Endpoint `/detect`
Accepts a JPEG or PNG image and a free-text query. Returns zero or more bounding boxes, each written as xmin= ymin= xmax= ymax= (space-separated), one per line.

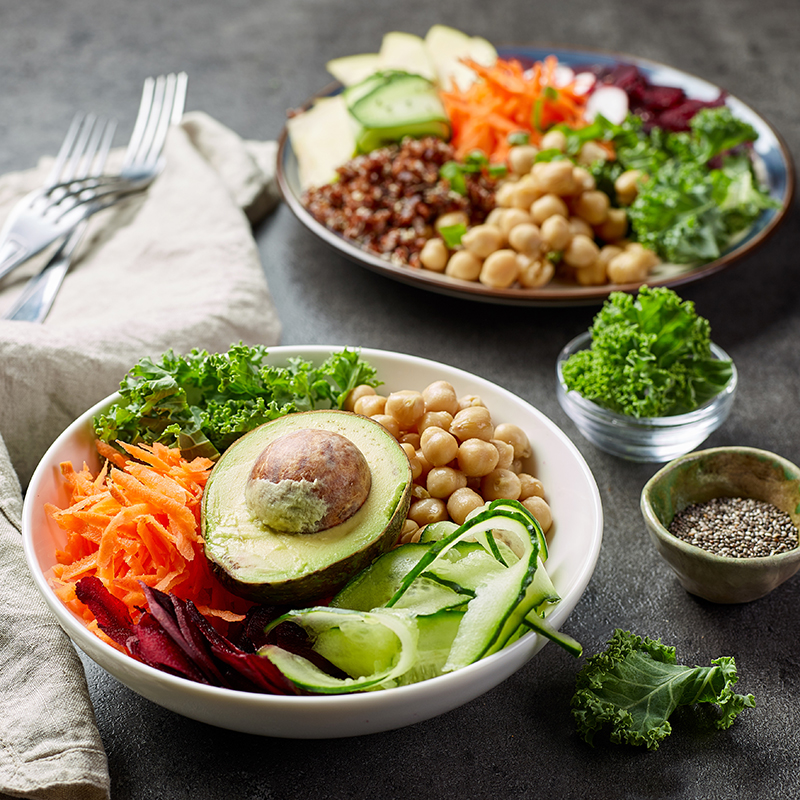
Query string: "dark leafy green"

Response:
xmin=583 ymin=107 xmax=778 ymax=263
xmin=560 ymin=286 xmax=732 ymax=417
xmin=93 ymin=345 xmax=381 ymax=460
xmin=572 ymin=629 xmax=755 ymax=750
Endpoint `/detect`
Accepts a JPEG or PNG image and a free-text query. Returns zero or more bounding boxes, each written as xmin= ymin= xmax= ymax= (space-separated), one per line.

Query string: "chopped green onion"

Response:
xmin=508 ymin=131 xmax=530 ymax=146
xmin=439 ymin=223 xmax=467 ymax=249
xmin=440 ymin=161 xmax=467 ymax=195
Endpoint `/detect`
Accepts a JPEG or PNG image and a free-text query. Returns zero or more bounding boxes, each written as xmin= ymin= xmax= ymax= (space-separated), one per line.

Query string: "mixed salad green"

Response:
xmin=93 ymin=346 xmax=381 ymax=460
xmin=560 ymin=286 xmax=733 ymax=417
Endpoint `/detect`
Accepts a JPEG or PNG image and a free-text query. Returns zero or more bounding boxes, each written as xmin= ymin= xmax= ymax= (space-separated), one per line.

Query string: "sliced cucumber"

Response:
xmin=260 ymin=607 xmax=418 ymax=694
xmin=395 ymin=609 xmax=464 ymax=686
xmin=348 ymin=73 xmax=450 ymax=154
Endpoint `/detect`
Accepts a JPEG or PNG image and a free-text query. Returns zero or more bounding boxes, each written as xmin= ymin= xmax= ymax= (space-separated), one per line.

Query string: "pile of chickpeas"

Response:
xmin=418 ymin=130 xmax=659 ymax=289
xmin=344 ymin=380 xmax=553 ymax=546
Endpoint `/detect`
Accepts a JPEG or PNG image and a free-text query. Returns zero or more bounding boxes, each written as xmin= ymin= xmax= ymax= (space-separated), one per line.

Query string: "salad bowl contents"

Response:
xmin=641 ymin=446 xmax=800 ymax=603
xmin=278 ymin=26 xmax=793 ymax=305
xmin=23 ymin=345 xmax=603 ymax=737
xmin=556 ymin=286 xmax=737 ymax=462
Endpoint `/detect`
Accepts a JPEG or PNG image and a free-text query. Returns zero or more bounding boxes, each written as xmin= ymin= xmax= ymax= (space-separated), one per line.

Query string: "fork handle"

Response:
xmin=2 ymin=223 xmax=85 ymax=322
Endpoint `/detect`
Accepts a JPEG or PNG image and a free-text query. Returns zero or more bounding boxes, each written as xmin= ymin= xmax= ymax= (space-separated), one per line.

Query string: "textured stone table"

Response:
xmin=2 ymin=1 xmax=799 ymax=798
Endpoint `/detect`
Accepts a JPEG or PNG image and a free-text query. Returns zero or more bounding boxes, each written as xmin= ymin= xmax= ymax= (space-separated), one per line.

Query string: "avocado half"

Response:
xmin=201 ymin=410 xmax=412 ymax=605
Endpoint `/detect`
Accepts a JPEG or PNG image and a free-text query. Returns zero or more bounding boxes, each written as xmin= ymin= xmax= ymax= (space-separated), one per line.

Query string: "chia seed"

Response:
xmin=668 ymin=496 xmax=799 ymax=558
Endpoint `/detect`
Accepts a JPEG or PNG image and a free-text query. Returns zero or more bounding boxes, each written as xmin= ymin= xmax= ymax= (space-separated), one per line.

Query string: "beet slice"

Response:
xmin=75 ymin=576 xmax=135 ymax=647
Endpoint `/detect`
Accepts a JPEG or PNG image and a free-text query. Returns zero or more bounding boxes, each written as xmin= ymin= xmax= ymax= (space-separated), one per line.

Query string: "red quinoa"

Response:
xmin=302 ymin=137 xmax=497 ymax=268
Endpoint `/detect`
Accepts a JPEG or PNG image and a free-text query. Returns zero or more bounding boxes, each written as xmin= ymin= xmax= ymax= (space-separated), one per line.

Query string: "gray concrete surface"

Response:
xmin=2 ymin=1 xmax=799 ymax=798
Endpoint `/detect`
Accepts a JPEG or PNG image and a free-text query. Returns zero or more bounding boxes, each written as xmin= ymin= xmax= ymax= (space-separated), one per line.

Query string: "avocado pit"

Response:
xmin=245 ymin=428 xmax=372 ymax=534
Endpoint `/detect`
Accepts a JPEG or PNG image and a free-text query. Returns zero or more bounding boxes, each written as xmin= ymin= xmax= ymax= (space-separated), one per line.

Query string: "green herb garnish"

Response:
xmin=560 ymin=286 xmax=732 ymax=418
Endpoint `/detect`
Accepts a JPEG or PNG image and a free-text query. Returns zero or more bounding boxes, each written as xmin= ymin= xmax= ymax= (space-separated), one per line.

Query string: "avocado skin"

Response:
xmin=201 ymin=410 xmax=412 ymax=606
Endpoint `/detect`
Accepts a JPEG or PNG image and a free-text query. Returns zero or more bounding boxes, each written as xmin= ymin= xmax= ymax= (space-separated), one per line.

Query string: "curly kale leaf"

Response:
xmin=92 ymin=345 xmax=381 ymax=460
xmin=571 ymin=630 xmax=756 ymax=750
xmin=560 ymin=286 xmax=732 ymax=417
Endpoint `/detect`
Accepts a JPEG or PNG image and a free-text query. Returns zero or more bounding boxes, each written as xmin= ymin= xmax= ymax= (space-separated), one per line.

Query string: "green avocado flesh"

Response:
xmin=201 ymin=410 xmax=412 ymax=605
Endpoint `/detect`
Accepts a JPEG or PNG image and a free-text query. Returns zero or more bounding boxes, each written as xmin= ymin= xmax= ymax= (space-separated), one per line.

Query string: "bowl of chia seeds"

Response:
xmin=640 ymin=446 xmax=800 ymax=603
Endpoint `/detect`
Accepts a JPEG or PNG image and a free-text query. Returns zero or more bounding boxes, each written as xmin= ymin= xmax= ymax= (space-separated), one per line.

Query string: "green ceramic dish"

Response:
xmin=641 ymin=446 xmax=800 ymax=603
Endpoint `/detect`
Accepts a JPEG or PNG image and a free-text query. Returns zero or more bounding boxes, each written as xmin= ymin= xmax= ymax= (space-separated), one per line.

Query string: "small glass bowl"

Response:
xmin=555 ymin=331 xmax=738 ymax=463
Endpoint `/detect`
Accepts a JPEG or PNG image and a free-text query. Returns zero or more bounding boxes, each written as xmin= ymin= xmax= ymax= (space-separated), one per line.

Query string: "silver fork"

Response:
xmin=3 ymin=72 xmax=188 ymax=322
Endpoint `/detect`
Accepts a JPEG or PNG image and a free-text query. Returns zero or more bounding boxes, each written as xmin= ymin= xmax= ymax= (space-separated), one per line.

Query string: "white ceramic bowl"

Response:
xmin=556 ymin=331 xmax=737 ymax=463
xmin=23 ymin=346 xmax=603 ymax=738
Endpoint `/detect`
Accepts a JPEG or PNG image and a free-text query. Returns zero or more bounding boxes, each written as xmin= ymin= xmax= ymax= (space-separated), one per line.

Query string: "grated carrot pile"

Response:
xmin=440 ymin=55 xmax=591 ymax=163
xmin=47 ymin=440 xmax=253 ymax=644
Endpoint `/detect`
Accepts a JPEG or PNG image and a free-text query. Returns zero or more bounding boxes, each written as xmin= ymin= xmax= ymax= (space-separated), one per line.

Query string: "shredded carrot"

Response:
xmin=440 ymin=55 xmax=592 ymax=163
xmin=48 ymin=441 xmax=251 ymax=636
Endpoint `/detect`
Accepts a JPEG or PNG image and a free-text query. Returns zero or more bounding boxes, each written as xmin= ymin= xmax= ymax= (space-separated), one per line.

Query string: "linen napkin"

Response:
xmin=0 ymin=110 xmax=283 ymax=799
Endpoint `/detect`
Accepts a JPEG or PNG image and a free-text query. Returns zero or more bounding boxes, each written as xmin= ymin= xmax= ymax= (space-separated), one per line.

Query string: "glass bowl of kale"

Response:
xmin=555 ymin=286 xmax=737 ymax=463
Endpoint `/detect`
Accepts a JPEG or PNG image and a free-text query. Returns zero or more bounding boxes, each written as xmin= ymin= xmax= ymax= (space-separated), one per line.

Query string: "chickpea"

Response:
xmin=415 ymin=448 xmax=433 ymax=480
xmin=568 ymin=216 xmax=594 ymax=239
xmin=596 ymin=243 xmax=625 ymax=271
xmin=539 ymin=129 xmax=568 ymax=152
xmin=481 ymin=468 xmax=522 ymax=501
xmin=532 ymin=160 xmax=577 ymax=195
xmin=530 ymin=193 xmax=569 ymax=225
xmin=517 ymin=254 xmax=555 ymax=288
xmin=399 ymin=431 xmax=421 ymax=449
xmin=371 ymin=413 xmax=400 ymax=439
xmin=457 ymin=394 xmax=485 ymax=411
xmin=573 ymin=190 xmax=610 ymax=226
xmin=451 ymin=405 xmax=494 ymax=442
xmin=426 ymin=466 xmax=468 ymax=499
xmin=511 ymin=175 xmax=542 ymax=210
xmin=422 ymin=380 xmax=459 ymax=416
xmin=418 ymin=410 xmax=453 ymax=434
xmin=419 ymin=426 xmax=459 ymax=466
xmin=563 ymin=233 xmax=600 ymax=269
xmin=574 ymin=259 xmax=608 ymax=286
xmin=518 ymin=473 xmax=546 ymax=501
xmin=492 ymin=439 xmax=515 ymax=471
xmin=485 ymin=207 xmax=507 ymax=231
xmin=480 ymin=249 xmax=520 ymax=289
xmin=445 ymin=250 xmax=482 ymax=282
xmin=385 ymin=390 xmax=425 ymax=430
xmin=576 ymin=140 xmax=608 ymax=166
xmin=400 ymin=442 xmax=423 ymax=481
xmin=497 ymin=207 xmax=533 ymax=238
xmin=354 ymin=393 xmax=386 ymax=417
xmin=407 ymin=497 xmax=448 ymax=527
xmin=462 ymin=224 xmax=504 ymax=259
xmin=595 ymin=207 xmax=628 ymax=242
xmin=447 ymin=487 xmax=485 ymax=525
xmin=607 ymin=244 xmax=659 ymax=284
xmin=493 ymin=422 xmax=532 ymax=459
xmin=614 ymin=169 xmax=645 ymax=206
xmin=522 ymin=495 xmax=552 ymax=535
xmin=571 ymin=166 xmax=596 ymax=193
xmin=457 ymin=438 xmax=500 ymax=477
xmin=507 ymin=222 xmax=543 ymax=256
xmin=540 ymin=214 xmax=571 ymax=250
xmin=507 ymin=144 xmax=539 ymax=176
xmin=398 ymin=518 xmax=421 ymax=545
xmin=419 ymin=238 xmax=449 ymax=272
xmin=494 ymin=181 xmax=518 ymax=208
xmin=435 ymin=210 xmax=469 ymax=231
xmin=344 ymin=384 xmax=375 ymax=412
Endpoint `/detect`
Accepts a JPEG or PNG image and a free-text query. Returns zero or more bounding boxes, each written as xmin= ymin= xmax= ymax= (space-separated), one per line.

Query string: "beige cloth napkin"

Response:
xmin=0 ymin=111 xmax=282 ymax=799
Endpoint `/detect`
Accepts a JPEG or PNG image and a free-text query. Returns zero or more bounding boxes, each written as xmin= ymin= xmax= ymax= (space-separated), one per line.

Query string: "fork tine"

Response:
xmin=120 ymin=77 xmax=156 ymax=171
xmin=144 ymin=72 xmax=188 ymax=166
xmin=44 ymin=114 xmax=85 ymax=188
xmin=59 ymin=114 xmax=98 ymax=184
xmin=76 ymin=117 xmax=116 ymax=180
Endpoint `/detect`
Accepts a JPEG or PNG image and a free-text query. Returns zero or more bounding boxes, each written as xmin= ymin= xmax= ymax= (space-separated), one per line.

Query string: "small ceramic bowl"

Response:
xmin=555 ymin=331 xmax=737 ymax=463
xmin=640 ymin=446 xmax=800 ymax=603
